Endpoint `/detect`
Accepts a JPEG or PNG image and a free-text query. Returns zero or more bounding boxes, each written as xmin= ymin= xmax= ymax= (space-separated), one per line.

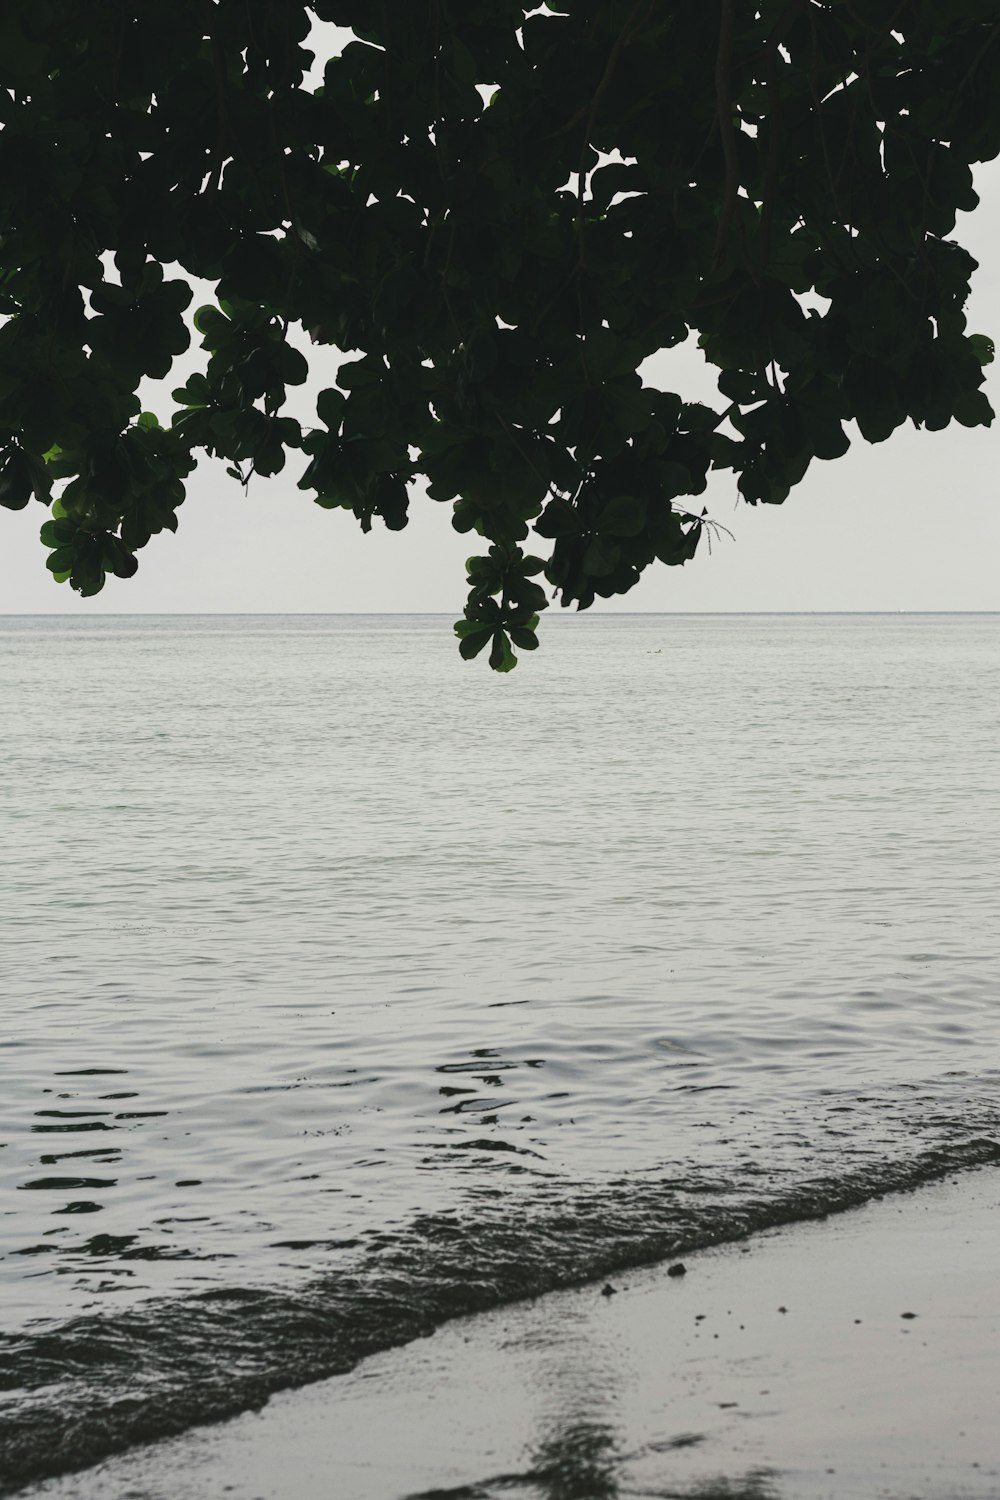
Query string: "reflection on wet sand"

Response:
xmin=526 ymin=1422 xmax=621 ymax=1499
xmin=402 ymin=1417 xmax=777 ymax=1499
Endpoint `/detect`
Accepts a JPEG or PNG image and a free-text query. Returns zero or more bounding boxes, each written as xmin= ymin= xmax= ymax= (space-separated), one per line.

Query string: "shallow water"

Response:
xmin=2 ymin=613 xmax=999 ymax=1489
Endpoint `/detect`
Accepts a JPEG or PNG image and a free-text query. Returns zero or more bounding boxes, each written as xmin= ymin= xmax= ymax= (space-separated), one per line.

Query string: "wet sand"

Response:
xmin=22 ymin=1167 xmax=1000 ymax=1500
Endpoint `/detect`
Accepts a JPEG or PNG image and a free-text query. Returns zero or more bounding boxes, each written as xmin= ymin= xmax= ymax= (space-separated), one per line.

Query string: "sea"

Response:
xmin=2 ymin=612 xmax=999 ymax=1492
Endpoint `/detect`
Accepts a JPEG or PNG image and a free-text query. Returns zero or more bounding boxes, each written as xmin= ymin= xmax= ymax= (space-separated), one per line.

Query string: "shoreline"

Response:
xmin=21 ymin=1165 xmax=1000 ymax=1500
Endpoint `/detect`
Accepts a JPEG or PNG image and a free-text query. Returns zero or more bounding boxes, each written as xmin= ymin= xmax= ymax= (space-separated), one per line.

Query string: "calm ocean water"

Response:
xmin=2 ymin=613 xmax=999 ymax=1490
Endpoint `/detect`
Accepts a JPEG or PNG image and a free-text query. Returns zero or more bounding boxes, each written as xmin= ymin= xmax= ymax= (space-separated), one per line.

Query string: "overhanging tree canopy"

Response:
xmin=1 ymin=1 xmax=996 ymax=666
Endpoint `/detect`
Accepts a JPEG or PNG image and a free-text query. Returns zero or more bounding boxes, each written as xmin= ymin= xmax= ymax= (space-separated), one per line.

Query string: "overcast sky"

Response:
xmin=4 ymin=148 xmax=998 ymax=616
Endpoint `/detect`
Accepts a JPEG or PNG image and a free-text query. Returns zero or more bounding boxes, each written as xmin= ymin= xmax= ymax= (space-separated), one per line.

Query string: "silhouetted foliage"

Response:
xmin=1 ymin=2 xmax=996 ymax=664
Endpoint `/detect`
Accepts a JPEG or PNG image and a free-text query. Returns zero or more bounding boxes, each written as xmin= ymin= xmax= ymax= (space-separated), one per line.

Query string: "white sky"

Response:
xmin=4 ymin=153 xmax=998 ymax=616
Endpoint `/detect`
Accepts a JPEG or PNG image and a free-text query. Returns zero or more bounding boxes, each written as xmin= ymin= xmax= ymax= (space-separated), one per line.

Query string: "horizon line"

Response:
xmin=2 ymin=610 xmax=998 ymax=619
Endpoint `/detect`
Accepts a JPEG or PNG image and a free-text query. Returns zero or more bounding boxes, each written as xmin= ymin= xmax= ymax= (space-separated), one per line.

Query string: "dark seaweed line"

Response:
xmin=2 ymin=1137 xmax=999 ymax=1496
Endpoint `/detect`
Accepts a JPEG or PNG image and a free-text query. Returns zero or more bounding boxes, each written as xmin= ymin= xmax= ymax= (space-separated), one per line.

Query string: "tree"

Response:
xmin=1 ymin=1 xmax=996 ymax=667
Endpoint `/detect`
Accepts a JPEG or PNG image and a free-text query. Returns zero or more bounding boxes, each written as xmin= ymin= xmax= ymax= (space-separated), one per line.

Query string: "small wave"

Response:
xmin=2 ymin=1135 xmax=998 ymax=1496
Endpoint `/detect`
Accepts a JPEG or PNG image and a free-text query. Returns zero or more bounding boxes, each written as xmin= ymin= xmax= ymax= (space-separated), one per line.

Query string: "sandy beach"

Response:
xmin=19 ymin=1165 xmax=999 ymax=1500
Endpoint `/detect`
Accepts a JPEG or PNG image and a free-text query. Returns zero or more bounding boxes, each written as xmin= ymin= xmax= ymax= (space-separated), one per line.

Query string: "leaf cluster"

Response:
xmin=0 ymin=0 xmax=996 ymax=663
